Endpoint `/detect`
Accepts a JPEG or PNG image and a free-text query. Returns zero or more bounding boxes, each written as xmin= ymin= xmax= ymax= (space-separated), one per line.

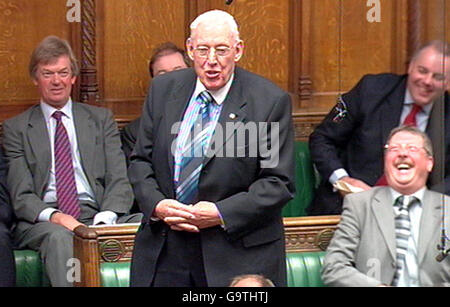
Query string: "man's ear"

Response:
xmin=234 ymin=40 xmax=244 ymax=62
xmin=186 ymin=38 xmax=195 ymax=61
xmin=427 ymin=156 xmax=434 ymax=173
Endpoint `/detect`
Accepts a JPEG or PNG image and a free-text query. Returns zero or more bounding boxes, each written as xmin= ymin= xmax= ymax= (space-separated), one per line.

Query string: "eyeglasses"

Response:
xmin=384 ymin=143 xmax=430 ymax=155
xmin=192 ymin=44 xmax=236 ymax=58
xmin=40 ymin=70 xmax=71 ymax=79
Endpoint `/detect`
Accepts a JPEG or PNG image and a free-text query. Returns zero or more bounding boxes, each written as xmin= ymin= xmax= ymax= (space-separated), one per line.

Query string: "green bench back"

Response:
xmin=283 ymin=141 xmax=318 ymax=217
xmin=286 ymin=251 xmax=326 ymax=287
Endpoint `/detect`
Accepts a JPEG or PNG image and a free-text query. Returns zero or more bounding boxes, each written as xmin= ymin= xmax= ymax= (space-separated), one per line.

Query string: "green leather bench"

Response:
xmin=282 ymin=141 xmax=319 ymax=217
xmin=100 ymin=252 xmax=326 ymax=287
xmin=14 ymin=250 xmax=50 ymax=287
xmin=286 ymin=251 xmax=326 ymax=287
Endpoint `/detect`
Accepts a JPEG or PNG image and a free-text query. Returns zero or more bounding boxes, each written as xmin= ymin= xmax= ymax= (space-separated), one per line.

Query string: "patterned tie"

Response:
xmin=391 ymin=196 xmax=416 ymax=286
xmin=176 ymin=91 xmax=213 ymax=204
xmin=375 ymin=104 xmax=423 ymax=186
xmin=52 ymin=111 xmax=80 ymax=219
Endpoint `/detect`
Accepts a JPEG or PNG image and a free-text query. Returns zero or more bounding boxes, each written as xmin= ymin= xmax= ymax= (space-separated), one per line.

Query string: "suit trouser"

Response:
xmin=13 ymin=202 xmax=142 ymax=287
xmin=0 ymin=223 xmax=15 ymax=287
xmin=151 ymin=229 xmax=207 ymax=287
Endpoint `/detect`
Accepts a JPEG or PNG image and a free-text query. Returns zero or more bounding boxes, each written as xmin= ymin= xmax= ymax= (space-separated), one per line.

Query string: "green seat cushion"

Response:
xmin=14 ymin=250 xmax=50 ymax=287
xmin=100 ymin=262 xmax=131 ymax=287
xmin=286 ymin=251 xmax=326 ymax=287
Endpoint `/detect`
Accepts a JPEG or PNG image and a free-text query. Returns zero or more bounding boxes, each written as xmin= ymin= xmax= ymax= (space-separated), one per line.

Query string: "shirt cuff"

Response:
xmin=329 ymin=168 xmax=349 ymax=185
xmin=93 ymin=211 xmax=118 ymax=225
xmin=38 ymin=208 xmax=60 ymax=223
xmin=215 ymin=204 xmax=226 ymax=230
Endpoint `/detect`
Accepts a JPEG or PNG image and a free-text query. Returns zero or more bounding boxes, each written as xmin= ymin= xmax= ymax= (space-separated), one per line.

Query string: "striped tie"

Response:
xmin=391 ymin=196 xmax=416 ymax=286
xmin=52 ymin=111 xmax=80 ymax=219
xmin=176 ymin=91 xmax=213 ymax=204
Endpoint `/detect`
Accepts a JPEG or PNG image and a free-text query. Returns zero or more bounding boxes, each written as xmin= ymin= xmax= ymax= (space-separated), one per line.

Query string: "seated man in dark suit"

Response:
xmin=3 ymin=36 xmax=141 ymax=287
xmin=0 ymin=146 xmax=15 ymax=287
xmin=121 ymin=42 xmax=191 ymax=165
xmin=322 ymin=126 xmax=450 ymax=286
xmin=308 ymin=40 xmax=450 ymax=215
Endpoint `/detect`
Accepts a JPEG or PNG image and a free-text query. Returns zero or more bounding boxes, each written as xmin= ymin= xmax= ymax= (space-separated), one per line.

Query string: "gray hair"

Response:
xmin=411 ymin=40 xmax=450 ymax=62
xmin=385 ymin=125 xmax=433 ymax=157
xmin=189 ymin=10 xmax=240 ymax=42
xmin=29 ymin=35 xmax=79 ymax=79
xmin=229 ymin=274 xmax=275 ymax=287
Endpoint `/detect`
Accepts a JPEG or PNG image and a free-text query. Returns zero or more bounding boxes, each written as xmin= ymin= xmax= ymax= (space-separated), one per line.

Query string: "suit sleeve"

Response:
xmin=0 ymin=147 xmax=12 ymax=227
xmin=321 ymin=195 xmax=382 ymax=287
xmin=215 ymin=91 xmax=296 ymax=240
xmin=2 ymin=120 xmax=50 ymax=222
xmin=309 ymin=78 xmax=365 ymax=182
xmin=97 ymin=109 xmax=134 ymax=214
xmin=128 ymin=86 xmax=166 ymax=220
xmin=120 ymin=118 xmax=140 ymax=167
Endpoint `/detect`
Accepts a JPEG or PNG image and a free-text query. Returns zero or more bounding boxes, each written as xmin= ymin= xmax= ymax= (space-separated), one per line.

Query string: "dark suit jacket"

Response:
xmin=2 ymin=102 xmax=134 ymax=223
xmin=120 ymin=117 xmax=141 ymax=167
xmin=0 ymin=147 xmax=12 ymax=228
xmin=308 ymin=73 xmax=450 ymax=215
xmin=129 ymin=67 xmax=295 ymax=286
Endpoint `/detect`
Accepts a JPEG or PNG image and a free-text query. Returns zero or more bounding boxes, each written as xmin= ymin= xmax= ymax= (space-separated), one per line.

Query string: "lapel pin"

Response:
xmin=229 ymin=113 xmax=237 ymax=119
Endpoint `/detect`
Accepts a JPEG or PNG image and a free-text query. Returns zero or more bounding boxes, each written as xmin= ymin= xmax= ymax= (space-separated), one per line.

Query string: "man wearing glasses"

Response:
xmin=308 ymin=41 xmax=450 ymax=215
xmin=322 ymin=125 xmax=450 ymax=287
xmin=129 ymin=10 xmax=295 ymax=287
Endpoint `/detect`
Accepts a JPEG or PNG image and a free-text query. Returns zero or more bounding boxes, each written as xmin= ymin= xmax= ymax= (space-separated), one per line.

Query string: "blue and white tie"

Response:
xmin=176 ymin=91 xmax=213 ymax=204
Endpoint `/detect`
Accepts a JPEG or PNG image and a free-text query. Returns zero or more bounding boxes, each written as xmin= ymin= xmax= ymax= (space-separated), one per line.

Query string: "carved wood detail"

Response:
xmin=80 ymin=0 xmax=99 ymax=104
xmin=407 ymin=0 xmax=422 ymax=59
xmin=73 ymin=216 xmax=340 ymax=286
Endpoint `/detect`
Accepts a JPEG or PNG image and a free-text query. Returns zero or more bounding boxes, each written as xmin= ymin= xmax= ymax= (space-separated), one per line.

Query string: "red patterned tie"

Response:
xmin=375 ymin=104 xmax=422 ymax=186
xmin=402 ymin=104 xmax=422 ymax=127
xmin=52 ymin=111 xmax=80 ymax=218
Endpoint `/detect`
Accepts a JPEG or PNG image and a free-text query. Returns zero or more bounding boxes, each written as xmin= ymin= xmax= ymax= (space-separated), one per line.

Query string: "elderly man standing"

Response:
xmin=322 ymin=126 xmax=450 ymax=286
xmin=3 ymin=36 xmax=141 ymax=287
xmin=129 ymin=10 xmax=295 ymax=287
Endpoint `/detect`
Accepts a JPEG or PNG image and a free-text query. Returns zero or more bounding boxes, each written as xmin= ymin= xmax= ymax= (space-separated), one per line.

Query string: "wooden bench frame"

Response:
xmin=73 ymin=215 xmax=340 ymax=287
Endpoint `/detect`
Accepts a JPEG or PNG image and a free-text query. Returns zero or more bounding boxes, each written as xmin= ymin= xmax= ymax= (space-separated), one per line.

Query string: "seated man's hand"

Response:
xmin=338 ymin=176 xmax=372 ymax=196
xmin=50 ymin=212 xmax=84 ymax=232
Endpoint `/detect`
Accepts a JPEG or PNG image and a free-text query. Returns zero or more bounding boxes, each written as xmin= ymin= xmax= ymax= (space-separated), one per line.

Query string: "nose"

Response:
xmin=423 ymin=73 xmax=433 ymax=85
xmin=206 ymin=49 xmax=218 ymax=64
xmin=51 ymin=73 xmax=62 ymax=84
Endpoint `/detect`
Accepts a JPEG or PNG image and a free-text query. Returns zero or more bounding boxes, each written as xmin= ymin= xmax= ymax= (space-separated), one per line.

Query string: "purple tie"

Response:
xmin=52 ymin=111 xmax=80 ymax=219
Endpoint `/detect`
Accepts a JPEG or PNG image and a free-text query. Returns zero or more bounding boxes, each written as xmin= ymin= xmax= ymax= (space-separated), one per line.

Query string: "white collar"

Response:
xmin=192 ymin=73 xmax=234 ymax=105
xmin=40 ymin=99 xmax=73 ymax=122
xmin=390 ymin=186 xmax=426 ymax=207
xmin=404 ymin=89 xmax=433 ymax=116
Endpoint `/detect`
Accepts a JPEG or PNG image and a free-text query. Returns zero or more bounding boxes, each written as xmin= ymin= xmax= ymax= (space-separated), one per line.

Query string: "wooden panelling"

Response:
xmin=304 ymin=0 xmax=408 ymax=111
xmin=0 ymin=0 xmax=448 ymax=126
xmin=100 ymin=0 xmax=187 ymax=117
xmin=0 ymin=0 xmax=71 ymax=122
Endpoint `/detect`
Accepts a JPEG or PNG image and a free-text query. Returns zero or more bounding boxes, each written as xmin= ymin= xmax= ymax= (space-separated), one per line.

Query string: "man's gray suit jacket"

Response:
xmin=322 ymin=187 xmax=450 ymax=287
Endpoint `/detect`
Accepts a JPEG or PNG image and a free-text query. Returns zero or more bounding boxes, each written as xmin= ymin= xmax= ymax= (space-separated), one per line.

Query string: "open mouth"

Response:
xmin=395 ymin=161 xmax=414 ymax=174
xmin=205 ymin=71 xmax=220 ymax=79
